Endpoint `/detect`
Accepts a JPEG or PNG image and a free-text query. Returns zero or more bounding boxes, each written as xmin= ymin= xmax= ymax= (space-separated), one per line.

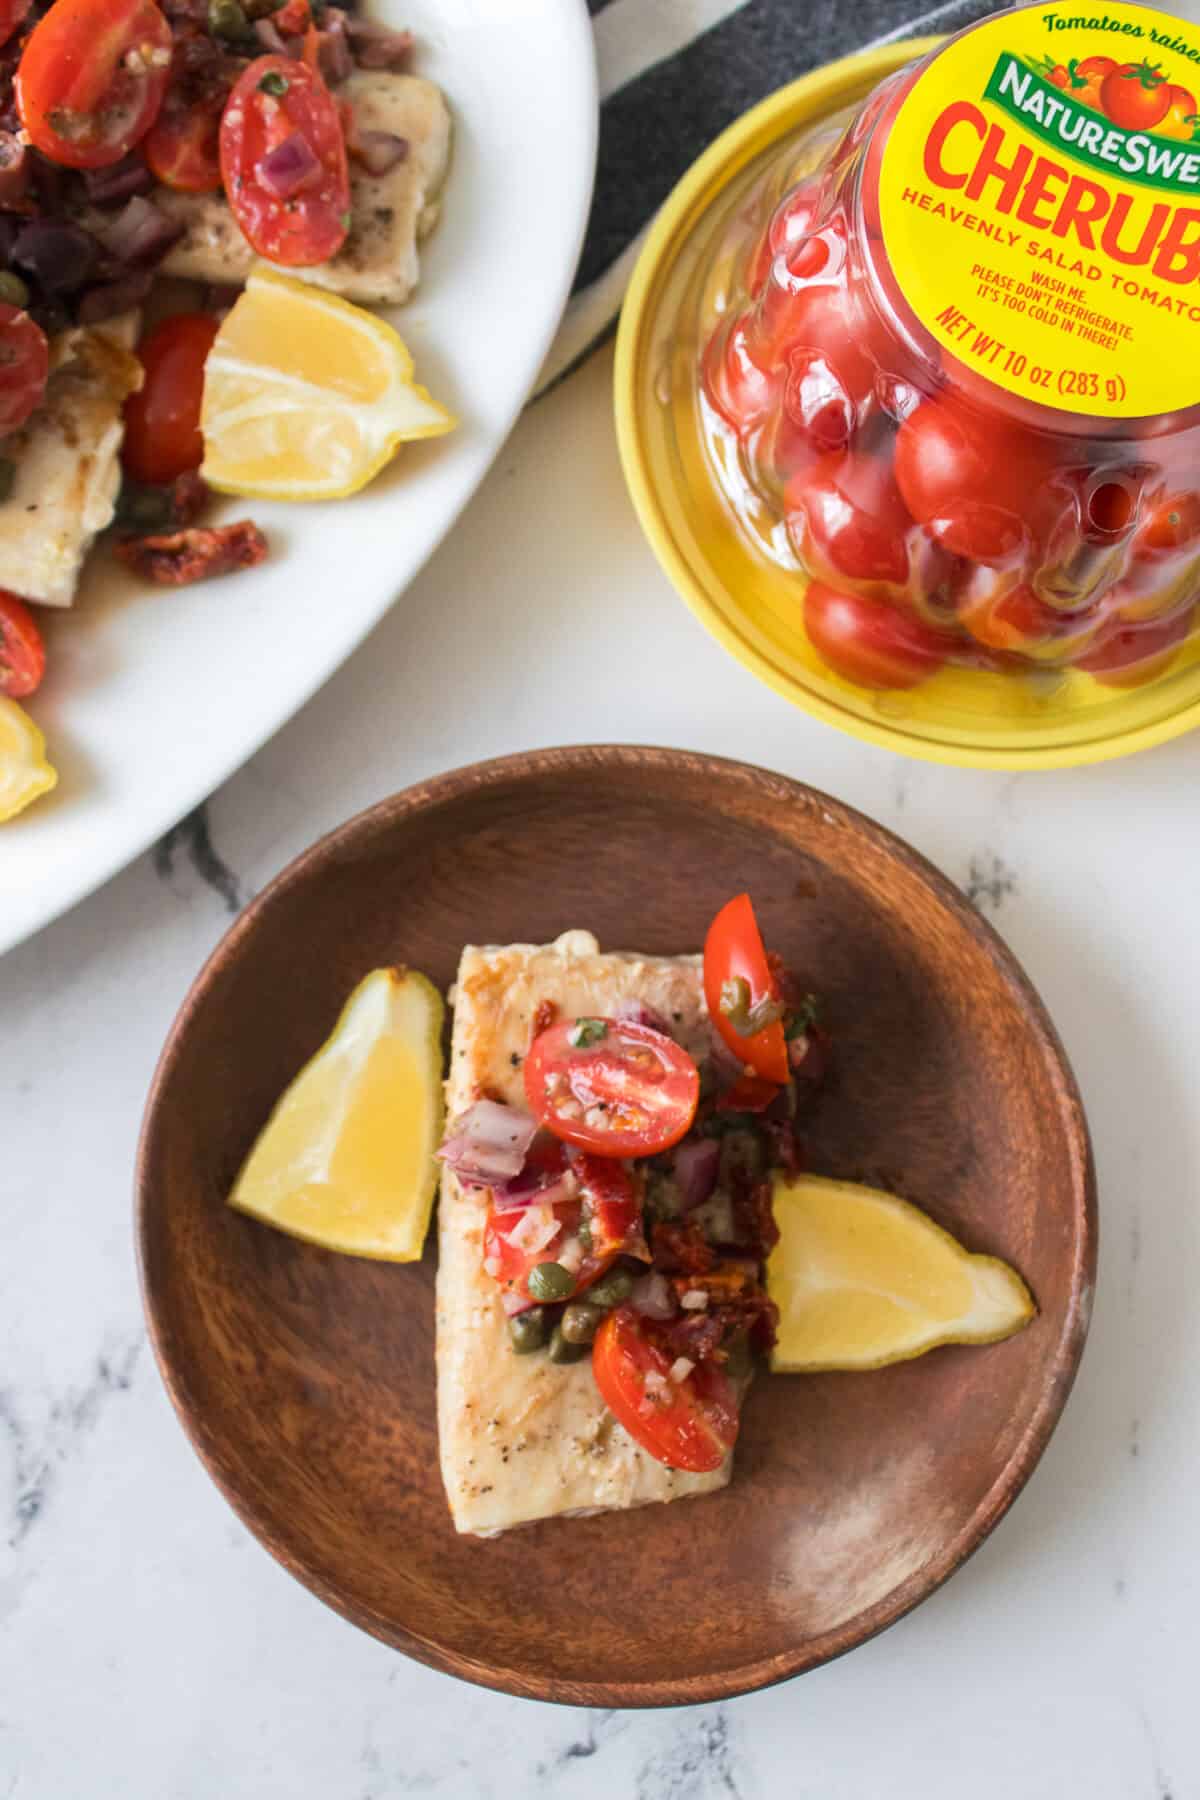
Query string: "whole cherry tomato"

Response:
xmin=1076 ymin=605 xmax=1194 ymax=687
xmin=0 ymin=304 xmax=49 ymax=437
xmin=122 ymin=313 xmax=218 ymax=486
xmin=746 ymin=178 xmax=825 ymax=296
xmin=1137 ymin=492 xmax=1200 ymax=555
xmin=959 ymin=581 xmax=1102 ymax=662
xmin=1156 ymin=83 xmax=1199 ymax=141
xmin=1099 ymin=60 xmax=1170 ymax=132
xmin=803 ymin=580 xmax=951 ymax=689
xmin=16 ymin=0 xmax=172 ymax=169
xmin=894 ymin=394 xmax=1061 ymax=564
xmin=786 ymin=447 xmax=913 ymax=587
xmin=1118 ymin=492 xmax=1200 ymax=621
xmin=703 ymin=892 xmax=788 ymax=1086
xmin=701 ymin=313 xmax=780 ymax=435
xmin=1070 ymin=54 xmax=1116 ymax=109
xmin=144 ymin=38 xmax=231 ymax=192
xmin=219 ymin=55 xmax=350 ymax=267
xmin=0 ymin=593 xmax=45 ymax=699
xmin=524 ymin=1016 xmax=700 ymax=1158
xmin=592 ymin=1308 xmax=740 ymax=1473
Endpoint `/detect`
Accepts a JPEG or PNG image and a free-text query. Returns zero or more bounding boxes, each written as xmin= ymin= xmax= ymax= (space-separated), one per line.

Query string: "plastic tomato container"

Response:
xmin=616 ymin=7 xmax=1200 ymax=767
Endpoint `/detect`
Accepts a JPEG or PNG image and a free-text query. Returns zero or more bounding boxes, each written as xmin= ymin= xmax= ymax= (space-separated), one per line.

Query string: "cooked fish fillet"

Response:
xmin=437 ymin=930 xmax=735 ymax=1538
xmin=0 ymin=314 xmax=141 ymax=608
xmin=157 ymin=72 xmax=451 ymax=305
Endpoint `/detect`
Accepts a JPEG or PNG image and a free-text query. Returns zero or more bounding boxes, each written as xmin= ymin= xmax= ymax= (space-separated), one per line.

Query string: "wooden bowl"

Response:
xmin=137 ymin=747 xmax=1096 ymax=1706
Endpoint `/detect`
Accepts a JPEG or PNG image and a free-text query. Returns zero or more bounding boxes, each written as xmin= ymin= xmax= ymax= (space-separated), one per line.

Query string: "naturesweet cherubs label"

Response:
xmin=878 ymin=0 xmax=1200 ymax=418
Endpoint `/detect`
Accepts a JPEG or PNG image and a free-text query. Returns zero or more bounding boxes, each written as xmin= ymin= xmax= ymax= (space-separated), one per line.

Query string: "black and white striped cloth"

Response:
xmin=540 ymin=0 xmax=998 ymax=390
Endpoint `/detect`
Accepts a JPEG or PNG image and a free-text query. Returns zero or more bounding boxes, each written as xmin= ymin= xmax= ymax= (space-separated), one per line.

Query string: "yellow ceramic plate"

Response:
xmin=614 ymin=38 xmax=1200 ymax=770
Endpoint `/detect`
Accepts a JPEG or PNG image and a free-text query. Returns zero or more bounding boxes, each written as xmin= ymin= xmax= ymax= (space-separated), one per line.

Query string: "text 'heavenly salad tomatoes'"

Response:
xmin=698 ymin=0 xmax=1200 ymax=695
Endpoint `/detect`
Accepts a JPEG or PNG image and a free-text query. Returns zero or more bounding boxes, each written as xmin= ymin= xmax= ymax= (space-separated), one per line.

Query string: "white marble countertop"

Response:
xmin=3 ymin=340 xmax=1198 ymax=1798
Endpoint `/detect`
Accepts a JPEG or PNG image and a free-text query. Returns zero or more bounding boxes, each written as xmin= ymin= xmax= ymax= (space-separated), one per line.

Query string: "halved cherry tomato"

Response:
xmin=785 ymin=447 xmax=913 ymax=586
xmin=0 ymin=594 xmax=46 ymax=699
xmin=0 ymin=304 xmax=49 ymax=438
xmin=703 ymin=892 xmax=788 ymax=1086
xmin=804 ymin=580 xmax=952 ymax=689
xmin=0 ymin=0 xmax=29 ymax=50
xmin=1156 ymin=83 xmax=1198 ymax=141
xmin=482 ymin=1152 xmax=645 ymax=1311
xmin=524 ymin=1017 xmax=700 ymax=1158
xmin=592 ymin=1307 xmax=739 ymax=1473
xmin=894 ymin=395 xmax=1061 ymax=563
xmin=16 ymin=0 xmax=172 ymax=169
xmin=219 ymin=55 xmax=350 ymax=267
xmin=1100 ymin=60 xmax=1170 ymax=132
xmin=122 ymin=313 xmax=218 ymax=486
xmin=144 ymin=38 xmax=231 ymax=193
xmin=1076 ymin=606 xmax=1194 ymax=687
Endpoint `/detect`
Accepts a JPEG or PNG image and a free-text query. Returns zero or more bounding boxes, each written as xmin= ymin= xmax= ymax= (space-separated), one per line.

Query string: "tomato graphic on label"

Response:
xmin=1099 ymin=59 xmax=1170 ymax=130
xmin=1157 ymin=82 xmax=1200 ymax=141
xmin=1070 ymin=54 xmax=1116 ymax=109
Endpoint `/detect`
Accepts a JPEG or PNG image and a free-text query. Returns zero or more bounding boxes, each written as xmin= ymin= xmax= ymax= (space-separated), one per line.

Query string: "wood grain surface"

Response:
xmin=136 ymin=746 xmax=1097 ymax=1706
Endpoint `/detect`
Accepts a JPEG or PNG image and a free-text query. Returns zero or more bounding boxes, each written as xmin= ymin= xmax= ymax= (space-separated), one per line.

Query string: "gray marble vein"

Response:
xmin=153 ymin=805 xmax=247 ymax=915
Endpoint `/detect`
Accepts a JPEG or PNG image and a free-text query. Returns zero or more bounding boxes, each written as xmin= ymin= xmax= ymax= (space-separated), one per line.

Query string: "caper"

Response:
xmin=560 ymin=1301 xmax=604 ymax=1345
xmin=0 ymin=270 xmax=30 ymax=309
xmin=208 ymin=0 xmax=251 ymax=36
xmin=585 ymin=1267 xmax=635 ymax=1311
xmin=115 ymin=482 xmax=173 ymax=531
xmin=527 ymin=1260 xmax=574 ymax=1303
xmin=547 ymin=1323 xmax=587 ymax=1364
xmin=507 ymin=1308 xmax=546 ymax=1355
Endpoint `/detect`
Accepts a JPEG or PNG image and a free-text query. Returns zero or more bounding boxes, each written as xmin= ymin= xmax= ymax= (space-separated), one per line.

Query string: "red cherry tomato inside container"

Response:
xmin=122 ymin=313 xmax=218 ymax=486
xmin=524 ymin=1016 xmax=699 ymax=1158
xmin=694 ymin=1 xmax=1200 ymax=697
xmin=592 ymin=1308 xmax=740 ymax=1472
xmin=703 ymin=892 xmax=788 ymax=1085
xmin=16 ymin=0 xmax=172 ymax=168
xmin=219 ymin=55 xmax=350 ymax=267
xmin=0 ymin=593 xmax=46 ymax=699
xmin=0 ymin=305 xmax=49 ymax=437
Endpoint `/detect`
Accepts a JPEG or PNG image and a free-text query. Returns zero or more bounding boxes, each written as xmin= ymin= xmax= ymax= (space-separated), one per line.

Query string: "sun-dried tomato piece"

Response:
xmin=115 ymin=519 xmax=266 ymax=586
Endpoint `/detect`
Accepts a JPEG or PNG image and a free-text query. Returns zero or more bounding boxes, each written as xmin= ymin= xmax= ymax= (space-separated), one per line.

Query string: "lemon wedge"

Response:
xmin=201 ymin=266 xmax=455 ymax=501
xmin=0 ymin=697 xmax=57 ymax=823
xmin=229 ymin=967 xmax=445 ymax=1260
xmin=767 ymin=1173 xmax=1034 ymax=1372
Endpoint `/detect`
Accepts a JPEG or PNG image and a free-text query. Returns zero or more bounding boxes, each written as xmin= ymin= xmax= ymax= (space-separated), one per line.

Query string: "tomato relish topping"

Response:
xmin=698 ymin=1 xmax=1200 ymax=694
xmin=438 ymin=898 xmax=830 ymax=1472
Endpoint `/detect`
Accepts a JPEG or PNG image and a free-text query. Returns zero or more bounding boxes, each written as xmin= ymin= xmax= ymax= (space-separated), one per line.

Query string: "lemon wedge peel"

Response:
xmin=767 ymin=1173 xmax=1035 ymax=1374
xmin=229 ymin=966 xmax=445 ymax=1262
xmin=201 ymin=266 xmax=456 ymax=503
xmin=0 ymin=697 xmax=58 ymax=823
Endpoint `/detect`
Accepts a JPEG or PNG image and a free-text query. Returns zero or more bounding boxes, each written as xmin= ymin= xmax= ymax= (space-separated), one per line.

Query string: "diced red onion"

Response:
xmin=350 ymin=129 xmax=409 ymax=176
xmin=437 ymin=1099 xmax=538 ymax=1185
xmin=500 ymin=1291 xmax=529 ymax=1317
xmin=12 ymin=220 xmax=101 ymax=294
xmin=706 ymin=1027 xmax=748 ymax=1085
xmin=490 ymin=1161 xmax=577 ymax=1214
xmin=679 ymin=1289 xmax=709 ymax=1311
xmin=669 ymin=1357 xmax=695 ymax=1384
xmin=504 ymin=1204 xmax=559 ymax=1256
xmin=616 ymin=999 xmax=673 ymax=1036
xmin=0 ymin=132 xmax=30 ymax=209
xmin=345 ymin=15 xmax=412 ymax=68
xmin=256 ymin=131 xmax=322 ymax=200
xmin=673 ymin=1136 xmax=719 ymax=1212
xmin=76 ymin=270 xmax=155 ymax=324
xmin=253 ymin=16 xmax=291 ymax=53
xmin=558 ymin=1237 xmax=585 ymax=1276
xmin=630 ymin=1271 xmax=676 ymax=1321
xmin=317 ymin=13 xmax=355 ymax=85
xmin=92 ymin=196 xmax=184 ymax=267
xmin=84 ymin=152 xmax=155 ymax=207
